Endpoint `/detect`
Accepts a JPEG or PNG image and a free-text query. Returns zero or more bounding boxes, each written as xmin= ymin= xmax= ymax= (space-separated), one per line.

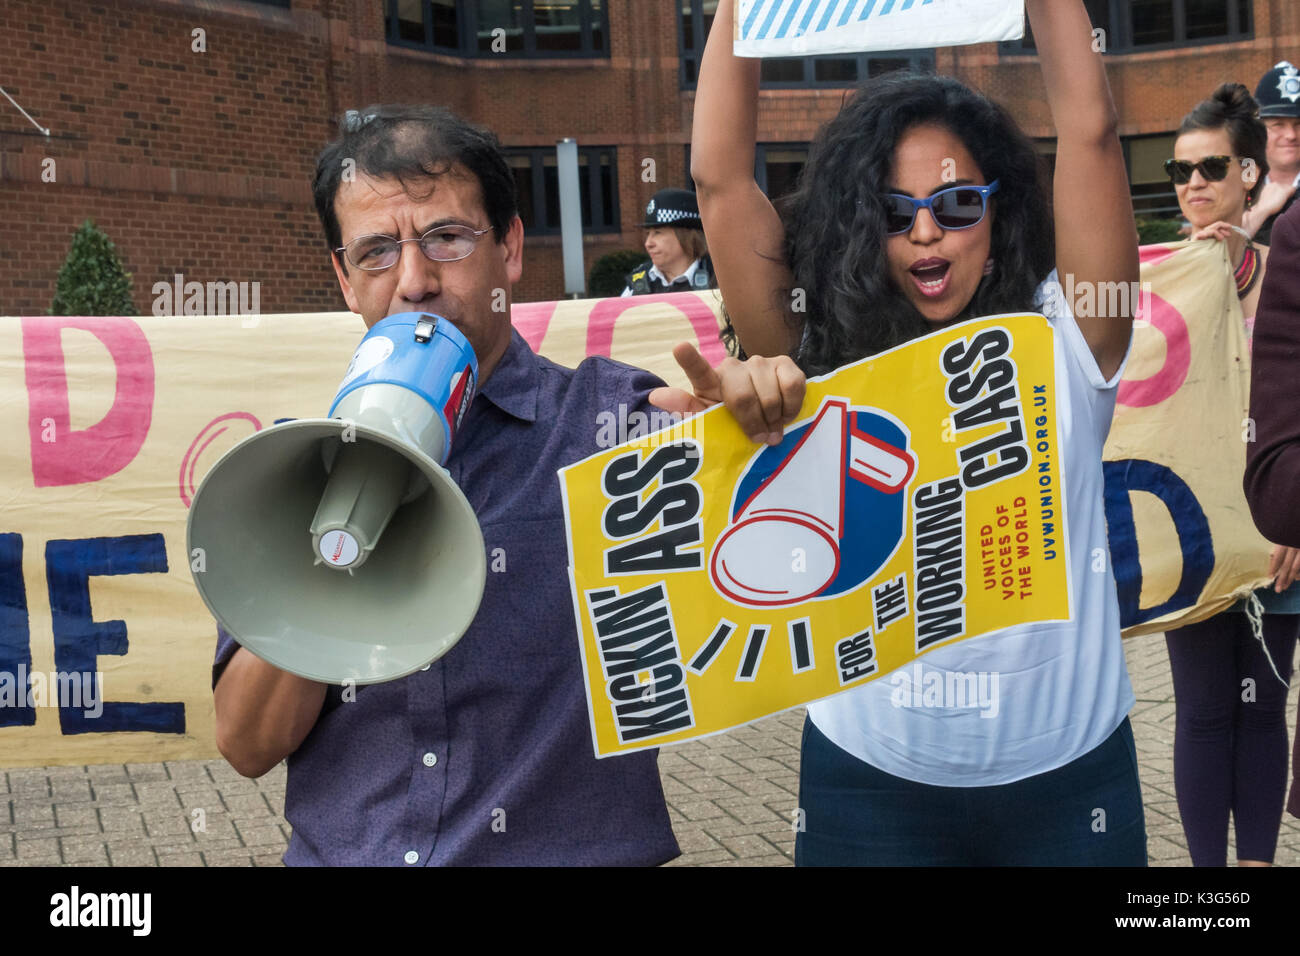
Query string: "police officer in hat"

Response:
xmin=621 ymin=187 xmax=716 ymax=296
xmin=1244 ymin=61 xmax=1300 ymax=244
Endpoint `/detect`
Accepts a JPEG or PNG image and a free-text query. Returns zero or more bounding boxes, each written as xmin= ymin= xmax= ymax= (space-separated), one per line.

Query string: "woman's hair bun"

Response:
xmin=1209 ymin=82 xmax=1259 ymax=120
xmin=1178 ymin=82 xmax=1269 ymax=203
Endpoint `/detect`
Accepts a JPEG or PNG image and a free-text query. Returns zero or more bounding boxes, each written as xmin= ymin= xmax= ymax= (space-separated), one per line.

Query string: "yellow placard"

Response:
xmin=561 ymin=313 xmax=1070 ymax=756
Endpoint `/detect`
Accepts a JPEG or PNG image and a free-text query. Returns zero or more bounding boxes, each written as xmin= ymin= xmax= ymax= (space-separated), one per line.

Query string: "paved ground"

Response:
xmin=2 ymin=631 xmax=1297 ymax=867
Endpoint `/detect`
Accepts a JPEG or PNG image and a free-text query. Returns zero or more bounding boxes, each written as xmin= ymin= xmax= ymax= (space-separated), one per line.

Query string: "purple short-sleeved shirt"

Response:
xmin=213 ymin=329 xmax=681 ymax=866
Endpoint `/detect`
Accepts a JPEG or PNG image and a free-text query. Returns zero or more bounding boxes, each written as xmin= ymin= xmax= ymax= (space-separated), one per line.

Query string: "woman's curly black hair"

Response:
xmin=732 ymin=71 xmax=1055 ymax=376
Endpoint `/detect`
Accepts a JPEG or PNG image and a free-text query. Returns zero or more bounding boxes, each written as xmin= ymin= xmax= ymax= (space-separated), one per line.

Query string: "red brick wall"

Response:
xmin=952 ymin=0 xmax=1300 ymax=139
xmin=1 ymin=0 xmax=338 ymax=316
xmin=2 ymin=0 xmax=1295 ymax=315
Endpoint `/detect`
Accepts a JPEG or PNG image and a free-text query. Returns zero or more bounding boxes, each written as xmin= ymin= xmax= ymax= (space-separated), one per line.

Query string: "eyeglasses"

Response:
xmin=334 ymin=224 xmax=492 ymax=271
xmin=884 ymin=180 xmax=1001 ymax=236
xmin=1163 ymin=155 xmax=1233 ymax=186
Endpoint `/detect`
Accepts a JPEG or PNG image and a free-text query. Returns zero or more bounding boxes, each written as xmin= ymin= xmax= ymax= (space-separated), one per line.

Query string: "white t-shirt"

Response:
xmin=806 ymin=271 xmax=1136 ymax=787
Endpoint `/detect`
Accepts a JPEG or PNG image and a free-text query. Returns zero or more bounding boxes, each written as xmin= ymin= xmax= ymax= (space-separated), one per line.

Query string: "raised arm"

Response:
xmin=691 ymin=0 xmax=800 ymax=358
xmin=1026 ymin=0 xmax=1137 ymax=380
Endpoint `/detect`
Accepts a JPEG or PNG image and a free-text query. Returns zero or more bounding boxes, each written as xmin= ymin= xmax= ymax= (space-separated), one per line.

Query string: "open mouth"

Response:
xmin=909 ymin=259 xmax=951 ymax=298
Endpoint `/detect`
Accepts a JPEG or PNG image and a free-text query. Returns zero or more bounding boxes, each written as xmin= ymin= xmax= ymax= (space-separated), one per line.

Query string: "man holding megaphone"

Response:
xmin=202 ymin=105 xmax=803 ymax=867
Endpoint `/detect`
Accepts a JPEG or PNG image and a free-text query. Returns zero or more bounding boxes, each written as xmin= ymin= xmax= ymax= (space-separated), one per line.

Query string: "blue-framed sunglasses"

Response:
xmin=884 ymin=180 xmax=1000 ymax=236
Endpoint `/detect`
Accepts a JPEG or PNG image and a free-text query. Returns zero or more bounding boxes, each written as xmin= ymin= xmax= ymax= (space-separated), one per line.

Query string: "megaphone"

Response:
xmin=187 ymin=312 xmax=486 ymax=685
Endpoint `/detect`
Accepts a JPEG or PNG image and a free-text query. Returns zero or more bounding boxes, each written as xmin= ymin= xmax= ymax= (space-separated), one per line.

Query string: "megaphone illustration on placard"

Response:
xmin=711 ymin=398 xmax=916 ymax=607
xmin=187 ymin=312 xmax=486 ymax=685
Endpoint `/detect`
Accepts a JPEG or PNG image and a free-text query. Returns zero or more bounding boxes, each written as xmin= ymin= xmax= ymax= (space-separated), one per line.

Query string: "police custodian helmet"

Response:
xmin=1256 ymin=61 xmax=1300 ymax=118
xmin=640 ymin=188 xmax=703 ymax=230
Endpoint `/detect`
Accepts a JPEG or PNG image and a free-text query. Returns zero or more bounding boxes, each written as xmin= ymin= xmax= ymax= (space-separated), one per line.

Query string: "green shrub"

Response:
xmin=1135 ymin=216 xmax=1185 ymax=246
xmin=588 ymin=249 xmax=647 ymax=298
xmin=50 ymin=219 xmax=137 ymax=315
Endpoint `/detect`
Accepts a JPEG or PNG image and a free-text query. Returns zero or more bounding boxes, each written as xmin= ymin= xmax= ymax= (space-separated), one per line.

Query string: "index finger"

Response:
xmin=672 ymin=341 xmax=720 ymax=397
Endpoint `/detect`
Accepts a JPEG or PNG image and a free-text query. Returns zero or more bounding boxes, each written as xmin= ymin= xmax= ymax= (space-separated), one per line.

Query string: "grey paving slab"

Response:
xmin=0 ymin=632 xmax=1296 ymax=866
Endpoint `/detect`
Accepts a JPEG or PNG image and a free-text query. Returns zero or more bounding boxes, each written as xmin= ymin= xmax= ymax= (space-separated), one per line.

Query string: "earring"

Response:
xmin=983 ymin=258 xmax=995 ymax=276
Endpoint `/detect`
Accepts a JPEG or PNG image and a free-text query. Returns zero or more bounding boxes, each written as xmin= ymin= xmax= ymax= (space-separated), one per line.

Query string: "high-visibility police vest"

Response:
xmin=624 ymin=257 xmax=714 ymax=295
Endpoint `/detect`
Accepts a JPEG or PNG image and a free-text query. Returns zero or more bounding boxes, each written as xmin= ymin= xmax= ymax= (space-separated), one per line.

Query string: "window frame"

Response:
xmin=1000 ymin=0 xmax=1252 ymax=56
xmin=677 ymin=2 xmax=932 ymax=89
xmin=754 ymin=141 xmax=810 ymax=198
xmin=504 ymin=146 xmax=621 ymax=237
xmin=685 ymin=141 xmax=811 ymax=199
xmin=386 ymin=0 xmax=611 ymax=59
xmin=1122 ymin=132 xmax=1182 ymax=218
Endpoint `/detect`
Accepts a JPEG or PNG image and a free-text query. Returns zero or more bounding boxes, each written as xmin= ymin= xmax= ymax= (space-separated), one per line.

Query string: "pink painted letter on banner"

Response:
xmin=586 ymin=293 xmax=727 ymax=366
xmin=22 ymin=317 xmax=155 ymax=487
xmin=1116 ymin=292 xmax=1190 ymax=409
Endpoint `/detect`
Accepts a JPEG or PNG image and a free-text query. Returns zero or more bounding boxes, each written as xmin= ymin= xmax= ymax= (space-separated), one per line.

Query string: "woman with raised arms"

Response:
xmin=653 ymin=0 xmax=1144 ymax=865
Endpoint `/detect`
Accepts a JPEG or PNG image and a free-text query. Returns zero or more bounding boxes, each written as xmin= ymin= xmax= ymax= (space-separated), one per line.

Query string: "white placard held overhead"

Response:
xmin=733 ymin=0 xmax=1025 ymax=57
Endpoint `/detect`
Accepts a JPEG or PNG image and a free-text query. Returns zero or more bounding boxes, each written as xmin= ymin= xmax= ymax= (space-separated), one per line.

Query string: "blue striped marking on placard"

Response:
xmin=741 ymin=0 xmax=935 ymax=40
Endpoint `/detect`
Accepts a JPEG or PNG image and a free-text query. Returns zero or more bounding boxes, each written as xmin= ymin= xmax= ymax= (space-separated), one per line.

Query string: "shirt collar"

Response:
xmin=648 ymin=258 xmax=701 ymax=287
xmin=476 ymin=327 xmax=539 ymax=423
xmin=1264 ymin=170 xmax=1300 ymax=188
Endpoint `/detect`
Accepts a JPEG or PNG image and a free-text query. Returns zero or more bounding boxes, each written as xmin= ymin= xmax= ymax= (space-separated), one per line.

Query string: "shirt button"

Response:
xmin=421 ymin=664 xmax=430 ymax=671
xmin=422 ymin=752 xmax=438 ymax=767
xmin=404 ymin=850 xmax=419 ymax=865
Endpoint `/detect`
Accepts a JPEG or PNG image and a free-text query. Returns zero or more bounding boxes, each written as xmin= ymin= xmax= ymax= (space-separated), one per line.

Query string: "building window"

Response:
xmin=1124 ymin=133 xmax=1180 ymax=216
xmin=678 ymin=1 xmax=931 ymax=88
xmin=679 ymin=0 xmax=717 ymax=87
xmin=1002 ymin=0 xmax=1111 ymax=52
xmin=757 ymin=50 xmax=932 ymax=87
xmin=1002 ymin=0 xmax=1250 ymax=55
xmin=1034 ymin=134 xmax=1180 ymax=216
xmin=756 ymin=143 xmax=808 ymax=200
xmin=506 ymin=147 xmax=619 ymax=235
xmin=387 ymin=0 xmax=609 ymax=58
xmin=685 ymin=143 xmax=809 ymax=201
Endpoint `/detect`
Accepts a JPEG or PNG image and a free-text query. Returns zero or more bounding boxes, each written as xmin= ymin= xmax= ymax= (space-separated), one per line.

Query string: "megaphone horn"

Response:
xmin=187 ymin=313 xmax=486 ymax=685
xmin=711 ymin=398 xmax=850 ymax=607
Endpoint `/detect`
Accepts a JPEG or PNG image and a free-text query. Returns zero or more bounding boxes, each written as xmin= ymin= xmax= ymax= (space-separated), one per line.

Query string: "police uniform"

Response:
xmin=621 ymin=257 xmax=715 ymax=296
xmin=1254 ymin=61 xmax=1300 ymax=246
xmin=621 ymin=188 xmax=717 ymax=296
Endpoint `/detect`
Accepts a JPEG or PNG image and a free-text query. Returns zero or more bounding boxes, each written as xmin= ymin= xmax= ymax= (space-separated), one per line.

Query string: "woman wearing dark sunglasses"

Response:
xmin=683 ymin=0 xmax=1143 ymax=865
xmin=1158 ymin=83 xmax=1300 ymax=868
xmin=1165 ymin=85 xmax=1272 ymax=322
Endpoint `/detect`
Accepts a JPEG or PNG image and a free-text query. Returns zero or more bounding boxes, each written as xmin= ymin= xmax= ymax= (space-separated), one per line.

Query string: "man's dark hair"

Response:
xmin=313 ymin=104 xmax=519 ymax=268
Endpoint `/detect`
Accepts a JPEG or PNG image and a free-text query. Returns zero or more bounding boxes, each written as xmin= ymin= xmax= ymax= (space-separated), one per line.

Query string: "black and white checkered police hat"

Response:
xmin=1256 ymin=61 xmax=1300 ymax=118
xmin=640 ymin=188 xmax=703 ymax=230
